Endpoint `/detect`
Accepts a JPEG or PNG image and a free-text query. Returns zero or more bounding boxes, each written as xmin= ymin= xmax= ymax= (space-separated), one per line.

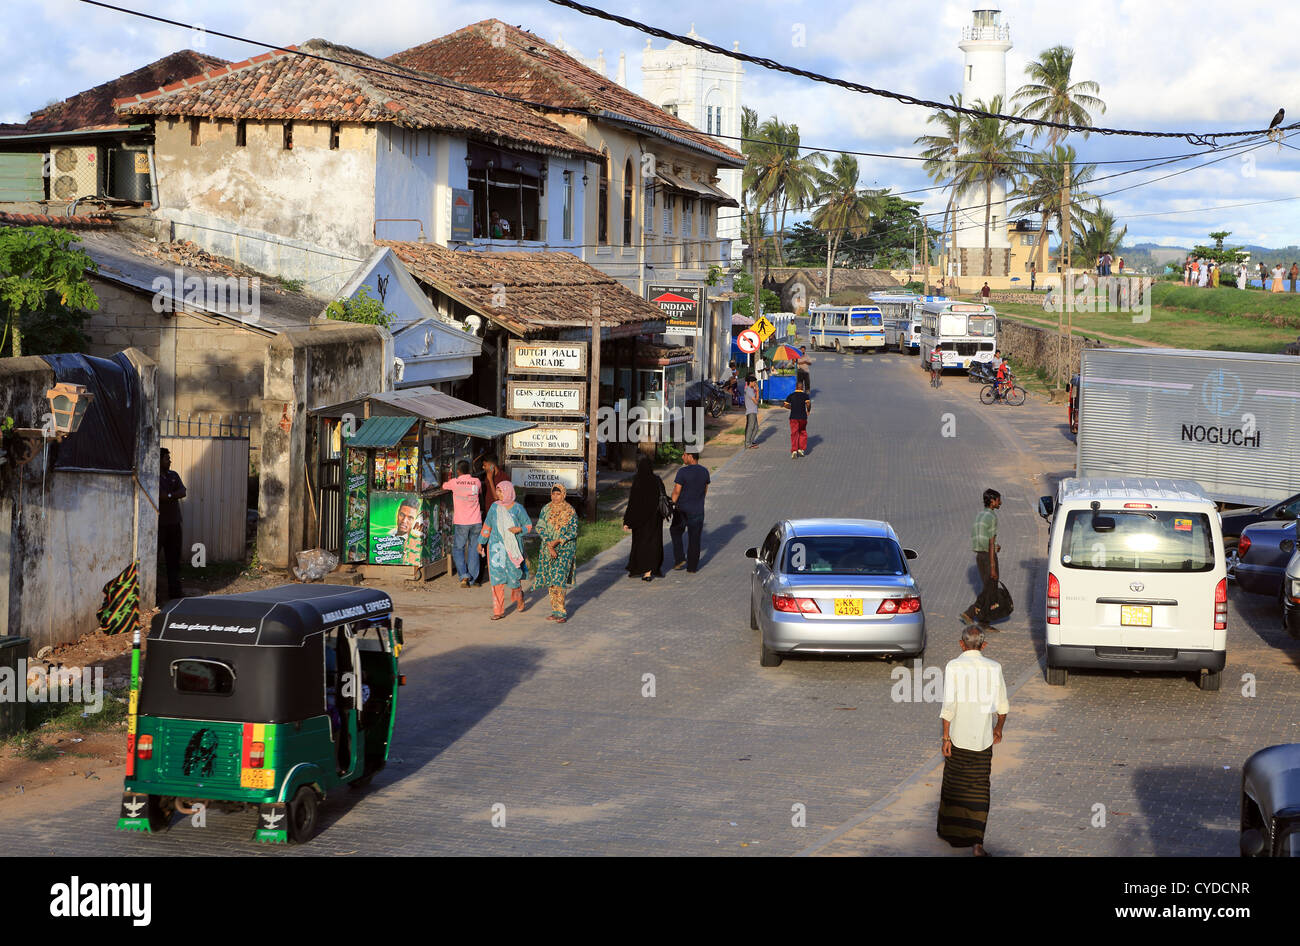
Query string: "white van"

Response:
xmin=1037 ymin=477 xmax=1227 ymax=691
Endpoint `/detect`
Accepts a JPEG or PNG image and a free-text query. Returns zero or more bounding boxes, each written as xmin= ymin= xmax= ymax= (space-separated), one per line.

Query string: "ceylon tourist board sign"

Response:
xmin=506 ymin=380 xmax=586 ymax=417
xmin=507 ymin=340 xmax=588 ymax=377
xmin=647 ymin=283 xmax=704 ymax=335
xmin=507 ymin=422 xmax=586 ymax=457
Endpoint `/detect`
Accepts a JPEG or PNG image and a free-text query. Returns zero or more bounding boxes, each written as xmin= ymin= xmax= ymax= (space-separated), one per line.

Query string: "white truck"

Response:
xmin=1076 ymin=348 xmax=1300 ymax=507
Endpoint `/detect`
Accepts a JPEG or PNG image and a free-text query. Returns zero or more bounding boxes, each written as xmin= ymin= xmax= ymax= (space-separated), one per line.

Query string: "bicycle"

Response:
xmin=980 ymin=373 xmax=1026 ymax=406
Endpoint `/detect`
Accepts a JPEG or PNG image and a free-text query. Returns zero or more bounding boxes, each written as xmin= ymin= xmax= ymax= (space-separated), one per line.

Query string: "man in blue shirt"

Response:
xmin=669 ymin=452 xmax=710 ymax=573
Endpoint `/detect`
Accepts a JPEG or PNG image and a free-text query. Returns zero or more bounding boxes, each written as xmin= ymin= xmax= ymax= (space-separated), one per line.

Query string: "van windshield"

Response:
xmin=1060 ymin=510 xmax=1215 ymax=572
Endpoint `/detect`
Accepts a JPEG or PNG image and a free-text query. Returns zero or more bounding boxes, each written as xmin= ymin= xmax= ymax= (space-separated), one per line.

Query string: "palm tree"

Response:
xmin=1013 ymin=46 xmax=1105 ymax=275
xmin=1071 ymin=206 xmax=1127 ymax=269
xmin=747 ymin=117 xmax=826 ymax=267
xmin=1011 ymin=45 xmax=1106 ymax=146
xmin=953 ymin=96 xmax=1030 ymax=277
xmin=809 ymin=155 xmax=885 ymax=298
xmin=915 ymin=94 xmax=963 ymax=282
xmin=1008 ymin=144 xmax=1098 ymax=273
xmin=740 ymin=106 xmax=768 ymax=281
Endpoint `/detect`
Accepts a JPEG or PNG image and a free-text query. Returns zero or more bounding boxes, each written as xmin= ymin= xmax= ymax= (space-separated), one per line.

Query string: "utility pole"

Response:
xmin=586 ymin=302 xmax=601 ymax=522
xmin=922 ymin=220 xmax=931 ymax=295
xmin=1056 ymin=163 xmax=1072 ymax=393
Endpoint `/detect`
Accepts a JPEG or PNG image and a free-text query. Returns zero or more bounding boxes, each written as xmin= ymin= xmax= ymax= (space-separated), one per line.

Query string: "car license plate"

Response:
xmin=1121 ymin=606 xmax=1153 ymax=627
xmin=834 ymin=598 xmax=863 ymax=616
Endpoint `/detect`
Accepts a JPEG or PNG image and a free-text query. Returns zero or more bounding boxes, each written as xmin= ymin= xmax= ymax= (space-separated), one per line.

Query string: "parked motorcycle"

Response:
xmin=968 ymin=360 xmax=996 ymax=384
xmin=701 ymin=380 xmax=729 ymax=418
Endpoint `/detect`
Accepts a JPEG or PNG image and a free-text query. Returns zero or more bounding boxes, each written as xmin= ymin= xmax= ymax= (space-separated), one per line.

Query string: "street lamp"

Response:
xmin=47 ymin=382 xmax=93 ymax=437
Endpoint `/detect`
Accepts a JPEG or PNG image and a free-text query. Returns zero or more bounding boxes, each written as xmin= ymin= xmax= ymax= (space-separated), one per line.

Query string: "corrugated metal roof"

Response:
xmin=347 ymin=415 xmax=417 ymax=448
xmin=437 ymin=416 xmax=536 ymax=438
xmin=314 ymin=386 xmax=490 ymax=422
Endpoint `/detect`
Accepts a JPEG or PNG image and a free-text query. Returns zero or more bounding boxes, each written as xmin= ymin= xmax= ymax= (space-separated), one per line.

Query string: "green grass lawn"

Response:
xmin=991 ymin=299 xmax=1298 ymax=353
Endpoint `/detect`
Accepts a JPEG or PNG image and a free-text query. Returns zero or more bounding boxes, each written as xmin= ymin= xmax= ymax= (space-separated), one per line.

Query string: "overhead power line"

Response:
xmin=546 ymin=0 xmax=1297 ymax=147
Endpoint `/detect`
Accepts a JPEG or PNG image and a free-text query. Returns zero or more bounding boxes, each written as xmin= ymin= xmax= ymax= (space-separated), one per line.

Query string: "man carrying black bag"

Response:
xmin=960 ymin=488 xmax=1007 ymax=631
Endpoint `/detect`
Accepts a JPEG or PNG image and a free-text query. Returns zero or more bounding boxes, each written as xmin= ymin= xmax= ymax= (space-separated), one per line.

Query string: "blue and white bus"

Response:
xmin=917 ymin=300 xmax=997 ymax=371
xmin=808 ymin=305 xmax=886 ymax=352
xmin=870 ymin=292 xmax=921 ymax=353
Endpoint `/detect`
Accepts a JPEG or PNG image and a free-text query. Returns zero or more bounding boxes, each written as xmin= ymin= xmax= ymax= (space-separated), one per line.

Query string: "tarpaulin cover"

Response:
xmin=43 ymin=352 xmax=139 ymax=473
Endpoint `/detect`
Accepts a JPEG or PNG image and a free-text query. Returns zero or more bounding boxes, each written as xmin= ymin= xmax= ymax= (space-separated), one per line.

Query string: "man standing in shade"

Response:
xmin=669 ymin=451 xmax=709 ymax=573
xmin=960 ymin=488 xmax=1001 ymax=629
xmin=938 ymin=625 xmax=1010 ymax=856
xmin=743 ymin=373 xmax=761 ymax=449
xmin=159 ymin=448 xmax=187 ymax=600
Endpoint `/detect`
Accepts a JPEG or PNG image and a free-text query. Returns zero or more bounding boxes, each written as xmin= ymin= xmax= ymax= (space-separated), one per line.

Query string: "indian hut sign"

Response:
xmin=647 ymin=283 xmax=703 ymax=336
xmin=506 ymin=380 xmax=586 ymax=417
xmin=508 ymin=340 xmax=588 ymax=376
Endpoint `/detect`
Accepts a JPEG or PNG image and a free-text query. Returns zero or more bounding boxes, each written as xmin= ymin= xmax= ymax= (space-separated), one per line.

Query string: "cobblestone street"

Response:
xmin=2 ymin=351 xmax=1295 ymax=856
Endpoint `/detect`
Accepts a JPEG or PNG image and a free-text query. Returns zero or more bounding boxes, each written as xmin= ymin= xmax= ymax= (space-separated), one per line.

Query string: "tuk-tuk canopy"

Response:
xmin=153 ymin=585 xmax=394 ymax=647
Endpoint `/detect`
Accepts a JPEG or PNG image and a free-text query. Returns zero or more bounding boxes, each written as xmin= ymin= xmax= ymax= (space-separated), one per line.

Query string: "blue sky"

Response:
xmin=4 ymin=0 xmax=1296 ymax=248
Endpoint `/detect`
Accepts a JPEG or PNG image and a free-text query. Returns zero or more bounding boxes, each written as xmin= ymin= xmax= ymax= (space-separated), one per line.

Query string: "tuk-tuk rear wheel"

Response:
xmin=286 ymin=786 xmax=319 ymax=844
xmin=147 ymin=795 xmax=175 ymax=832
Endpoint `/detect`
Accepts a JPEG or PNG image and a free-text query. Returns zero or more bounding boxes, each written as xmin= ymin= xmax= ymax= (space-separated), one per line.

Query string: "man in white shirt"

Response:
xmin=937 ymin=626 xmax=1010 ymax=856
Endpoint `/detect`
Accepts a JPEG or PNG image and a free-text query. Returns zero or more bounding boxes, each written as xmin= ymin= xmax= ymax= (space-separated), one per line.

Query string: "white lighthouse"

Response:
xmin=952 ymin=8 xmax=1013 ymax=278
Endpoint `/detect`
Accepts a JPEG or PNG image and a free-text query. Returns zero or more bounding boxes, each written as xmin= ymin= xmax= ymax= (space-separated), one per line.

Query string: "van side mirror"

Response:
xmin=903 ymin=548 xmax=918 ymax=560
xmin=745 ymin=547 xmax=758 ymax=559
xmin=1038 ymin=496 xmax=1054 ymax=519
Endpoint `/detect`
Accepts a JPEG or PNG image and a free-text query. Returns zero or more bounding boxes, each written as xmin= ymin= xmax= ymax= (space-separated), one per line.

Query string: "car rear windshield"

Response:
xmin=171 ymin=659 xmax=235 ymax=695
xmin=1060 ymin=510 xmax=1216 ymax=572
xmin=782 ymin=536 xmax=905 ymax=576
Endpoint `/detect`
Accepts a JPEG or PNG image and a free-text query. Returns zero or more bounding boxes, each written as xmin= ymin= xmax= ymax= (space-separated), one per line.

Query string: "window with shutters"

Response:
xmin=663 ymin=194 xmax=675 ymax=234
xmin=623 ymin=159 xmax=633 ymax=245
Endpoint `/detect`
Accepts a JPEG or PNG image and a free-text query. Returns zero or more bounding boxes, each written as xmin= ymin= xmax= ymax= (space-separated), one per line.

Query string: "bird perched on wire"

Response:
xmin=1268 ymin=107 xmax=1285 ymax=142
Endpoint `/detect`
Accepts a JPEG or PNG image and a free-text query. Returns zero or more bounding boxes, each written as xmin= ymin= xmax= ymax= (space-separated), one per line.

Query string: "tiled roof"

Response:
xmin=0 ymin=212 xmax=113 ymax=229
xmin=382 ymin=241 xmax=666 ymax=338
xmin=389 ymin=20 xmax=745 ymax=167
xmin=16 ymin=50 xmax=227 ymax=134
xmin=114 ymin=39 xmax=600 ymax=161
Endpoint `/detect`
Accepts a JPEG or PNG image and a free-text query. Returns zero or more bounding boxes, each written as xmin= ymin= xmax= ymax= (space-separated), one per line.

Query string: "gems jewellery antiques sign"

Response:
xmin=506 ymin=380 xmax=586 ymax=416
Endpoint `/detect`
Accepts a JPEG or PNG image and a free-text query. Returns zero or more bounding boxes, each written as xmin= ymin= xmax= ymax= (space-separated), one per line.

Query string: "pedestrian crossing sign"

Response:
xmin=752 ymin=316 xmax=776 ymax=340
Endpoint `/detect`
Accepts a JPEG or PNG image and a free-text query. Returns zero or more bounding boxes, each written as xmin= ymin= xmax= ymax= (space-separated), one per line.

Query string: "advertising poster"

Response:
xmin=369 ymin=491 xmax=425 ymax=566
xmin=423 ymin=495 xmax=446 ymax=563
xmin=647 ymin=283 xmax=703 ymax=335
xmin=343 ymin=448 xmax=369 ymax=563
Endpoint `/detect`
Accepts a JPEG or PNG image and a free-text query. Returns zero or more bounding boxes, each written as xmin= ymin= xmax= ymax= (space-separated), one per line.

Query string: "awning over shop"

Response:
xmin=654 ymin=169 xmax=738 ymax=207
xmin=346 ymin=416 xmax=418 ymax=449
xmin=382 ymin=241 xmax=667 ymax=339
xmin=314 ymin=386 xmax=488 ymax=422
xmin=437 ymin=416 xmax=536 ymax=438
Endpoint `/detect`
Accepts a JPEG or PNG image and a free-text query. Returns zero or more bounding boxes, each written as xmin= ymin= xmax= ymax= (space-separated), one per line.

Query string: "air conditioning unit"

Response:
xmin=48 ymin=145 xmax=101 ymax=201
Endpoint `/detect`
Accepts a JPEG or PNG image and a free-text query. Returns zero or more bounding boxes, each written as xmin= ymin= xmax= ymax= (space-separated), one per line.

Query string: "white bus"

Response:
xmin=869 ymin=293 xmax=918 ymax=352
xmin=917 ymin=300 xmax=997 ymax=371
xmin=807 ymin=305 xmax=886 ymax=352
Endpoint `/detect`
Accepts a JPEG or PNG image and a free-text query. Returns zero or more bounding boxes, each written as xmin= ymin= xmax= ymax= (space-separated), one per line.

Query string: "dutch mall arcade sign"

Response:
xmin=507 ymin=380 xmax=586 ymax=417
xmin=648 ymin=284 xmax=703 ymax=336
xmin=508 ymin=340 xmax=588 ymax=376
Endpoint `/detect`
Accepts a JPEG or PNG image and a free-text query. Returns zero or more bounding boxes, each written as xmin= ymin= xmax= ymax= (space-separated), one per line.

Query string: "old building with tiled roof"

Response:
xmin=389 ymin=19 xmax=746 ymax=387
xmin=110 ymin=38 xmax=601 ymax=295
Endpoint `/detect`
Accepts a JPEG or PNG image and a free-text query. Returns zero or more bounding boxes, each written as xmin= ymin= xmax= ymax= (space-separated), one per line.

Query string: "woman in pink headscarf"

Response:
xmin=478 ymin=480 xmax=534 ymax=619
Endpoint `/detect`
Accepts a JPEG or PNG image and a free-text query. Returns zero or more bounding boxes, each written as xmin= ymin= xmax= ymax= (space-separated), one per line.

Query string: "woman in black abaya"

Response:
xmin=623 ymin=453 xmax=666 ymax=581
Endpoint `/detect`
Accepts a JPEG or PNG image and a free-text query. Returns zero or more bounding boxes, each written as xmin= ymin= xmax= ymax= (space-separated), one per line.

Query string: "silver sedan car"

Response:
xmin=747 ymin=519 xmax=924 ymax=667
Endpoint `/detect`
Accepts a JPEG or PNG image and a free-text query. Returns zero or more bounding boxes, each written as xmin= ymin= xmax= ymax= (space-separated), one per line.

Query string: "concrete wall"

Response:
xmin=257 ymin=323 xmax=391 ymax=568
xmin=375 ymin=126 xmax=439 ymax=244
xmin=84 ymin=277 xmax=270 ymax=454
xmin=153 ymin=117 xmax=375 ymax=293
xmin=0 ymin=350 xmax=158 ymax=648
xmin=998 ymin=318 xmax=1105 ymax=384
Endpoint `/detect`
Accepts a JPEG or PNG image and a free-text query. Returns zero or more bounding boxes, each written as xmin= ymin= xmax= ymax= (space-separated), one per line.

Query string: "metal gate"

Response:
xmin=160 ymin=413 xmax=252 ymax=562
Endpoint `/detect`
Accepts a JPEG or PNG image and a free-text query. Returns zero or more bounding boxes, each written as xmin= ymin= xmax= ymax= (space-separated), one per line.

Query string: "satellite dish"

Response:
xmin=464 ymin=314 xmax=483 ymax=336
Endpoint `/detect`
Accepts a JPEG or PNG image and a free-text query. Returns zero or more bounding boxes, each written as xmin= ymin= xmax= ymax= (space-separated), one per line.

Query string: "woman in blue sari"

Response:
xmin=479 ymin=480 xmax=533 ymax=619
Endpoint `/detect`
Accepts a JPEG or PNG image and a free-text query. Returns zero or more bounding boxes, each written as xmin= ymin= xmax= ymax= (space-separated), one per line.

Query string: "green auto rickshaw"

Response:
xmin=117 ymin=584 xmax=404 ymax=843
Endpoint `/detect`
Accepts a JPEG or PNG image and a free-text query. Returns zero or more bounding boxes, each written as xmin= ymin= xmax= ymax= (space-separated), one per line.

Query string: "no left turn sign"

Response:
xmin=737 ymin=330 xmax=761 ymax=354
